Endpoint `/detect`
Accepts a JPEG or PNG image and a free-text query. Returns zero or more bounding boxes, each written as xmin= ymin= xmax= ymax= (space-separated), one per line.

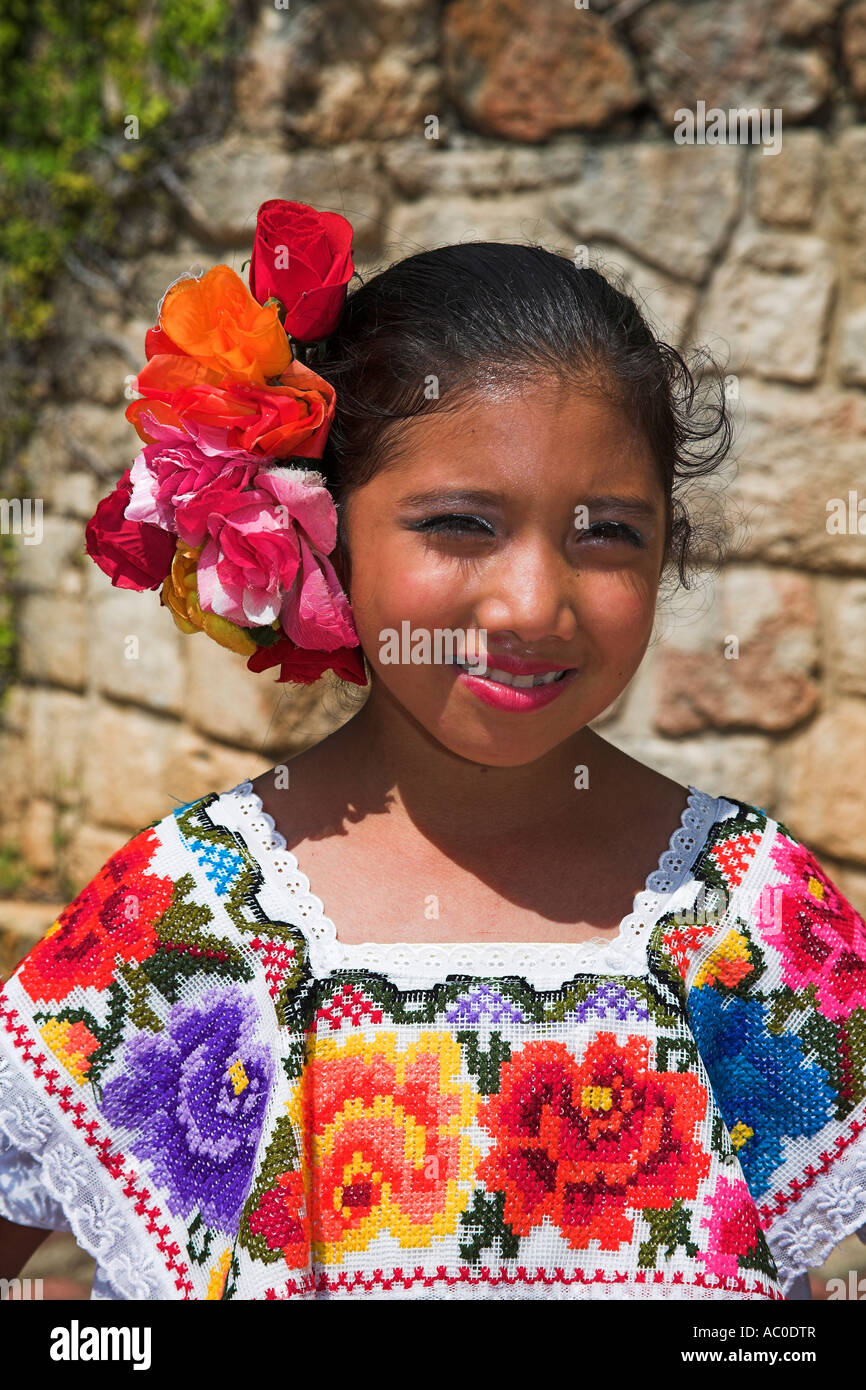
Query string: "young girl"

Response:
xmin=1 ymin=213 xmax=864 ymax=1301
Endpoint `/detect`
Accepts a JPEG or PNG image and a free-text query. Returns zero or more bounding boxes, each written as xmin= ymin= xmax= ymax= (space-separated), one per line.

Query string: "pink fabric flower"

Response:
xmin=125 ymin=419 xmax=261 ymax=543
xmin=194 ymin=466 xmax=357 ymax=650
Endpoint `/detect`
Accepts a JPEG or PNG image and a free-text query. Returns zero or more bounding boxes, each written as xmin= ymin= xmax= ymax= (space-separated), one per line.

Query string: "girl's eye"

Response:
xmin=583 ymin=521 xmax=645 ymax=547
xmin=412 ymin=514 xmax=495 ymax=537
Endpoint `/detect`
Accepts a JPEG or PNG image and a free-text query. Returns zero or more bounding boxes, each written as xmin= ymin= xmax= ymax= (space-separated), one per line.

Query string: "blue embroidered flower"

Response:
xmin=101 ymin=983 xmax=273 ymax=1230
xmin=687 ymin=986 xmax=835 ymax=1198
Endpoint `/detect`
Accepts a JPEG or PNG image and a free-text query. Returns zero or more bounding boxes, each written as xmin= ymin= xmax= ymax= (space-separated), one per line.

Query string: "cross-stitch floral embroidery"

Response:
xmin=17 ymin=828 xmax=174 ymax=1004
xmin=100 ymin=983 xmax=274 ymax=1230
xmin=476 ymin=1034 xmax=711 ymax=1251
xmin=1 ymin=782 xmax=864 ymax=1300
xmin=764 ymin=835 xmax=866 ymax=1021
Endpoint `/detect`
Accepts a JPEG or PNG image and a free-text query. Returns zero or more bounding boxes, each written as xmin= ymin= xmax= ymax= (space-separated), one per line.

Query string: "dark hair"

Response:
xmin=310 ymin=241 xmax=736 ymax=692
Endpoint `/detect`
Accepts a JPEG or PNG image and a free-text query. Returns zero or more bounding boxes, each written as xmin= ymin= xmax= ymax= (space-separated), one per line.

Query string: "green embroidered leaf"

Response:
xmin=186 ymin=1212 xmax=216 ymax=1268
xmin=458 ymin=1190 xmax=520 ymax=1264
xmin=656 ymin=1033 xmax=700 ymax=1073
xmin=456 ymin=1030 xmax=511 ymax=1095
xmin=638 ymin=1199 xmax=699 ymax=1267
xmin=143 ymin=872 xmax=253 ymax=1001
xmin=799 ymin=1005 xmax=859 ymax=1121
xmin=733 ymin=1220 xmax=779 ymax=1281
xmin=117 ymin=961 xmax=164 ymax=1033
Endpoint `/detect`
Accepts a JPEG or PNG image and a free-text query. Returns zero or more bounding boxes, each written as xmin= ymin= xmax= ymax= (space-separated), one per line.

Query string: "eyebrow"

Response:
xmin=397 ymin=488 xmax=659 ymax=518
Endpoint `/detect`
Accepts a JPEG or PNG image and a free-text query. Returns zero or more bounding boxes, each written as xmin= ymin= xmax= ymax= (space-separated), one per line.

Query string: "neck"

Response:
xmin=324 ymin=681 xmax=622 ymax=847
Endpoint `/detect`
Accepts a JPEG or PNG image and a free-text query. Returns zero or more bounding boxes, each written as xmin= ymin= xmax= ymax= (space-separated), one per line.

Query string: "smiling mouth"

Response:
xmin=452 ymin=662 xmax=572 ymax=689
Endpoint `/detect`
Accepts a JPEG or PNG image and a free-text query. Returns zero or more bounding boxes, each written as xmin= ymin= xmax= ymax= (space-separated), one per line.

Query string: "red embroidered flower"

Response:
xmin=247 ymin=1170 xmax=310 ymax=1270
xmin=477 ymin=1034 xmax=711 ymax=1251
xmin=764 ymin=835 xmax=866 ymax=1021
xmin=18 ymin=828 xmax=175 ymax=1003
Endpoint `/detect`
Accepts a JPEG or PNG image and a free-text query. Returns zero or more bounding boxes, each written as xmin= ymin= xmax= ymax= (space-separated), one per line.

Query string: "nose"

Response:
xmin=471 ymin=536 xmax=579 ymax=648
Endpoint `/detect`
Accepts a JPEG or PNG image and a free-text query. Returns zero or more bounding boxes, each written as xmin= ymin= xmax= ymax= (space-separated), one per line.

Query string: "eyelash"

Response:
xmin=412 ymin=514 xmax=645 ymax=547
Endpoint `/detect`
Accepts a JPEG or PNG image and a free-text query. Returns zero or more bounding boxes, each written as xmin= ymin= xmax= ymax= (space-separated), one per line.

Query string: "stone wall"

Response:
xmin=2 ymin=0 xmax=866 ymax=982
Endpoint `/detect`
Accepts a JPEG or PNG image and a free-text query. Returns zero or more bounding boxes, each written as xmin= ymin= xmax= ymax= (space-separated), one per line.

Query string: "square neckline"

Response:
xmin=215 ymin=778 xmax=732 ymax=988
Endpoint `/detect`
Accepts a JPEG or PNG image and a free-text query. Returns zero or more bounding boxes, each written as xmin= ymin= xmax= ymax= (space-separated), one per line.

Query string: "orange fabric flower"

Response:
xmin=160 ymin=540 xmax=264 ymax=655
xmin=158 ymin=265 xmax=291 ymax=384
xmin=126 ymin=355 xmax=336 ymax=460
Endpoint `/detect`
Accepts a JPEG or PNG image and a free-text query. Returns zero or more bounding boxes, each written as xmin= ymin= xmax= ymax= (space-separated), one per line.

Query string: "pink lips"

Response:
xmin=454 ymin=656 xmax=578 ymax=712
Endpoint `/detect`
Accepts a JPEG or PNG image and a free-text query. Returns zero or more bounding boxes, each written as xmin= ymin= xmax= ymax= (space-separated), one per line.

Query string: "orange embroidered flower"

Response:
xmin=289 ymin=1031 xmax=479 ymax=1264
xmin=157 ymin=265 xmax=291 ymax=384
xmin=18 ymin=828 xmax=175 ymax=1003
xmin=477 ymin=1034 xmax=711 ymax=1251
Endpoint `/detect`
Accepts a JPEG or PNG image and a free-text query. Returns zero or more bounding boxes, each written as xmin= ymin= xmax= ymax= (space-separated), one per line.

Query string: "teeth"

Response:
xmin=456 ymin=663 xmax=567 ymax=688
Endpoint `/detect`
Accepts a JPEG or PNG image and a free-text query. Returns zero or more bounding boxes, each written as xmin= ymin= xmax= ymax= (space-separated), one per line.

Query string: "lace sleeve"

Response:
xmin=0 ymin=1134 xmax=73 ymax=1232
xmin=0 ymin=1051 xmax=167 ymax=1300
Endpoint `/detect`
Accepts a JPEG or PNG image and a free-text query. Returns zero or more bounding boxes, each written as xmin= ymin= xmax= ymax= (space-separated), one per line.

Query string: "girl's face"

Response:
xmin=339 ymin=382 xmax=669 ymax=767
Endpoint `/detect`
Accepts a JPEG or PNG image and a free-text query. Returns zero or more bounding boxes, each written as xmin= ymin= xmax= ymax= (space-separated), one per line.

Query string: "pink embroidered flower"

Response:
xmin=190 ymin=466 xmax=356 ymax=649
xmin=763 ymin=835 xmax=866 ymax=1021
xmin=696 ymin=1175 xmax=765 ymax=1280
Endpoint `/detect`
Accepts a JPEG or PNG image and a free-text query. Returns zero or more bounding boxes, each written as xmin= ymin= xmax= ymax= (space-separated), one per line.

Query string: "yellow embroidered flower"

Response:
xmin=206 ymin=1248 xmax=232 ymax=1299
xmin=288 ymin=1031 xmax=480 ymax=1263
xmin=693 ymin=927 xmax=753 ymax=989
xmin=39 ymin=1018 xmax=100 ymax=1085
xmin=729 ymin=1121 xmax=755 ymax=1151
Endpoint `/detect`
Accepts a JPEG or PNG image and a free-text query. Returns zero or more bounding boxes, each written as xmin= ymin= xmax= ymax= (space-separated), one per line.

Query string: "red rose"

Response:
xmin=247 ymin=635 xmax=367 ymax=686
xmin=85 ymin=468 xmax=176 ymax=591
xmin=248 ymin=199 xmax=354 ymax=342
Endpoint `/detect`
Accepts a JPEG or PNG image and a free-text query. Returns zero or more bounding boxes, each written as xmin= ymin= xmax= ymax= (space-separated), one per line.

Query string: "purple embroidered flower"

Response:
xmin=101 ymin=984 xmax=273 ymax=1230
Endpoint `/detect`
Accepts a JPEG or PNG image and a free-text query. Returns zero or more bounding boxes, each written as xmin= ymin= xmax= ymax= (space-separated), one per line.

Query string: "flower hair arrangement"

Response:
xmin=85 ymin=199 xmax=367 ymax=687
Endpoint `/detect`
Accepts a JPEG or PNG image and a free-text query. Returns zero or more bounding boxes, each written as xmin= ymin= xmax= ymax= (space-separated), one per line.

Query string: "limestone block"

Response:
xmin=443 ymin=0 xmax=642 ymax=140
xmin=628 ymin=0 xmax=833 ymax=127
xmin=696 ymin=229 xmax=835 ymax=384
xmin=18 ymin=595 xmax=88 ymax=691
xmin=88 ymin=575 xmax=186 ymax=716
xmin=753 ymin=130 xmax=826 ymax=227
xmin=776 ymin=696 xmax=866 ymax=862
xmin=653 ymin=566 xmax=820 ymax=734
xmin=550 ymin=143 xmax=742 ymax=284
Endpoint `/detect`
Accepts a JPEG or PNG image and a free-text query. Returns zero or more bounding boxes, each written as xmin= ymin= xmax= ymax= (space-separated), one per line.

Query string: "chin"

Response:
xmin=422 ymin=708 xmax=590 ymax=770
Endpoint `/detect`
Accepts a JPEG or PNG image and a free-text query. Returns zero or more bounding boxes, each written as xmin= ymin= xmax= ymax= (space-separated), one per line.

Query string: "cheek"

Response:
xmin=578 ymin=568 xmax=657 ymax=641
xmin=349 ymin=548 xmax=466 ymax=634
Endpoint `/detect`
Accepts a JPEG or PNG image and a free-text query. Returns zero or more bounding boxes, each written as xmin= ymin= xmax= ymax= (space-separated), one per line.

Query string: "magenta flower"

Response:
xmin=125 ymin=418 xmax=261 ymax=541
xmin=763 ymin=834 xmax=866 ymax=1021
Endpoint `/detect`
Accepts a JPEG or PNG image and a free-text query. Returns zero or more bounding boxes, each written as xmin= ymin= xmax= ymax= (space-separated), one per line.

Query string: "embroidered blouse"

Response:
xmin=1 ymin=778 xmax=865 ymax=1301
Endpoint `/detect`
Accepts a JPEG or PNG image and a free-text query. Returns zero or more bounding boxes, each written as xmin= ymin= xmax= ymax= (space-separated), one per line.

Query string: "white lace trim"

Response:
xmin=221 ymin=780 xmax=725 ymax=985
xmin=763 ymin=1124 xmax=866 ymax=1295
xmin=0 ymin=1053 xmax=169 ymax=1300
